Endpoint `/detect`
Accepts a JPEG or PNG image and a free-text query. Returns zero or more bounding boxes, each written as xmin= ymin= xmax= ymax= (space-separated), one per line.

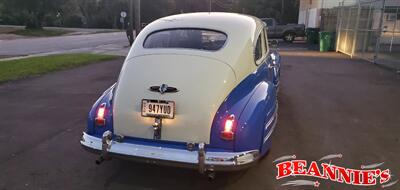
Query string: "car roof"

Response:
xmin=128 ymin=12 xmax=265 ymax=56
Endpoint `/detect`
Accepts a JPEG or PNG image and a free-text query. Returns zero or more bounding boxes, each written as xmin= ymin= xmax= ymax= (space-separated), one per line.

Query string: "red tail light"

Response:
xmin=221 ymin=114 xmax=235 ymax=140
xmin=95 ymin=103 xmax=106 ymax=126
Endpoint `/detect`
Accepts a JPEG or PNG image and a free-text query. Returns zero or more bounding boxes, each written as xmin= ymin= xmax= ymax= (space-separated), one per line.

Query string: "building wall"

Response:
xmin=298 ymin=0 xmax=321 ymax=28
xmin=298 ymin=0 xmax=356 ymax=28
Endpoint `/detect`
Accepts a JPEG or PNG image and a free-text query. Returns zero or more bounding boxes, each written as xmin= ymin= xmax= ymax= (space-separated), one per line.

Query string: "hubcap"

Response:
xmin=285 ymin=34 xmax=294 ymax=41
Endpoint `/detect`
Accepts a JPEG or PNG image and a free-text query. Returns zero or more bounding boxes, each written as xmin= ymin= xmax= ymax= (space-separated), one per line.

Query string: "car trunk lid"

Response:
xmin=113 ymin=54 xmax=236 ymax=144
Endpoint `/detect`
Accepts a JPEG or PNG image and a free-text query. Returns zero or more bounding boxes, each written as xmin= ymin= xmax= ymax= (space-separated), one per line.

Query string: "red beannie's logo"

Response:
xmin=274 ymin=154 xmax=398 ymax=188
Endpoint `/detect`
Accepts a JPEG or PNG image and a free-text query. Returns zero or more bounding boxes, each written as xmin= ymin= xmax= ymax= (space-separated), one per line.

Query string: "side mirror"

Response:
xmin=268 ymin=51 xmax=280 ymax=65
xmin=270 ymin=52 xmax=277 ymax=61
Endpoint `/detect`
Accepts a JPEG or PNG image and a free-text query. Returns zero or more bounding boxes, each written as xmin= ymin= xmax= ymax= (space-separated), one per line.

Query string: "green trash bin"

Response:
xmin=319 ymin=31 xmax=333 ymax=52
xmin=306 ymin=28 xmax=319 ymax=44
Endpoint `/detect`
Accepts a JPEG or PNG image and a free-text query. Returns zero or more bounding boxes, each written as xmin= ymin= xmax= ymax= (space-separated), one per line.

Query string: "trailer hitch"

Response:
xmin=96 ymin=130 xmax=113 ymax=165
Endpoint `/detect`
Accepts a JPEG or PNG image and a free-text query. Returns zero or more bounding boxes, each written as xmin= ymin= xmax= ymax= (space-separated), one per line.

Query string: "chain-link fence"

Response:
xmin=322 ymin=0 xmax=400 ymax=70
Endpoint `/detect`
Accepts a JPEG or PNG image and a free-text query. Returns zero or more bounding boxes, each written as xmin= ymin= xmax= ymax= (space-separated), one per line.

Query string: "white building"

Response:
xmin=298 ymin=0 xmax=356 ymax=28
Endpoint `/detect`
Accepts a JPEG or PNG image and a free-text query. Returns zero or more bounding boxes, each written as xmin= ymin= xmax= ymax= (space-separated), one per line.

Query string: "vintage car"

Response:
xmin=81 ymin=12 xmax=281 ymax=175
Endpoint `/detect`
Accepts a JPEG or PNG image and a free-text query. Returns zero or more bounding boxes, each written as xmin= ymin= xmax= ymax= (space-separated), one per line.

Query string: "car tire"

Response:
xmin=283 ymin=32 xmax=295 ymax=43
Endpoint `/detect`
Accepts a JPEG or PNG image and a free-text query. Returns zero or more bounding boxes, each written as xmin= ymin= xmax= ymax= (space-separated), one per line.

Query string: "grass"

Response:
xmin=93 ymin=29 xmax=122 ymax=34
xmin=0 ymin=53 xmax=119 ymax=83
xmin=10 ymin=29 xmax=70 ymax=37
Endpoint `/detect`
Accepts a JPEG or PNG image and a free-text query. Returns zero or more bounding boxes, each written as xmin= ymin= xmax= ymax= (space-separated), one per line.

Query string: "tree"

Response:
xmin=236 ymin=0 xmax=299 ymax=24
xmin=74 ymin=0 xmax=128 ymax=28
xmin=141 ymin=0 xmax=177 ymax=23
xmin=0 ymin=0 xmax=300 ymax=29
xmin=2 ymin=0 xmax=65 ymax=29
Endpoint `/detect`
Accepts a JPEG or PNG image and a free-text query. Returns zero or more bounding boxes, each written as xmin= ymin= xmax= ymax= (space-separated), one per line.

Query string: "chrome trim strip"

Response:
xmin=263 ymin=103 xmax=278 ymax=143
xmin=263 ymin=115 xmax=277 ymax=143
xmin=264 ymin=112 xmax=275 ymax=130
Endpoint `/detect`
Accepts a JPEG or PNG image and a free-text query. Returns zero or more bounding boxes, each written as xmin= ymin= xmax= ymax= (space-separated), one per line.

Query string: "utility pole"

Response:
xmin=133 ymin=0 xmax=141 ymax=36
xmin=209 ymin=0 xmax=212 ymax=12
xmin=134 ymin=0 xmax=141 ymax=35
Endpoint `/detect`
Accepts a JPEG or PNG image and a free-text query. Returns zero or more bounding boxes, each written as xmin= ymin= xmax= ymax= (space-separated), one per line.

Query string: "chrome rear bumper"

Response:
xmin=80 ymin=132 xmax=259 ymax=172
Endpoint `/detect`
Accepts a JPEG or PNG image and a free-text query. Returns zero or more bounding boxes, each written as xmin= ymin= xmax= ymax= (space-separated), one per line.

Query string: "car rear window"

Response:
xmin=143 ymin=29 xmax=227 ymax=51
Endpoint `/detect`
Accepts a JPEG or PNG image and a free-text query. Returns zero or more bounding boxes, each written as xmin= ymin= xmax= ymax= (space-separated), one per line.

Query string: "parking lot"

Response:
xmin=0 ymin=47 xmax=399 ymax=189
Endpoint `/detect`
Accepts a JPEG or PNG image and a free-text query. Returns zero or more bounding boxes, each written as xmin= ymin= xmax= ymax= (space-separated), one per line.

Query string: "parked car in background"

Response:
xmin=81 ymin=12 xmax=281 ymax=177
xmin=261 ymin=18 xmax=305 ymax=42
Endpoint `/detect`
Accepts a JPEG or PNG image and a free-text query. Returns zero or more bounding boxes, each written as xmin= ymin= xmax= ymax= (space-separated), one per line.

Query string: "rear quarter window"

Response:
xmin=143 ymin=29 xmax=227 ymax=51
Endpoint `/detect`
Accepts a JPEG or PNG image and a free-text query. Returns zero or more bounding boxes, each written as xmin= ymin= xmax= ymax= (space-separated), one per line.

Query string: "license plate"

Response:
xmin=141 ymin=99 xmax=175 ymax=119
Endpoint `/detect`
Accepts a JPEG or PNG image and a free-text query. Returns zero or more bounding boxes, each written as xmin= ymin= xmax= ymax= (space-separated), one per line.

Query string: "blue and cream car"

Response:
xmin=81 ymin=12 xmax=281 ymax=173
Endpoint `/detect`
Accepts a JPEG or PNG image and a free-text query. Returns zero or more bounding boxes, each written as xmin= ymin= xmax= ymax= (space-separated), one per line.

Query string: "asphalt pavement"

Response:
xmin=0 ymin=32 xmax=130 ymax=57
xmin=0 ymin=50 xmax=399 ymax=190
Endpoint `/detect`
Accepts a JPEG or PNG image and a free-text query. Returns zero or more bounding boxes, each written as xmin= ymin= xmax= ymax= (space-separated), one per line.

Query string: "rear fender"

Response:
xmin=208 ymin=70 xmax=258 ymax=151
xmin=209 ymin=63 xmax=276 ymax=151
xmin=234 ymin=80 xmax=277 ymax=153
xmin=86 ymin=83 xmax=116 ymax=137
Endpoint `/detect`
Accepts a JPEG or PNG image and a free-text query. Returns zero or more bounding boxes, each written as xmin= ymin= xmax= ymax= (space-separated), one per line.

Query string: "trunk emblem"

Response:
xmin=149 ymin=84 xmax=178 ymax=94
